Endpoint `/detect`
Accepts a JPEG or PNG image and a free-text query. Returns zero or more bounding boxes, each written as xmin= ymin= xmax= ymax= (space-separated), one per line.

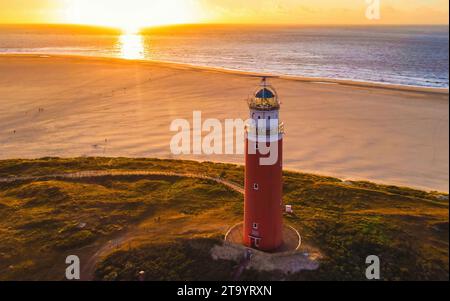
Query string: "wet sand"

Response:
xmin=0 ymin=55 xmax=448 ymax=192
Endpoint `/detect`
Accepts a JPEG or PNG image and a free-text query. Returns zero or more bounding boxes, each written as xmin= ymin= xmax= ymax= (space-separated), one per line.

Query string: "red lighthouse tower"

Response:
xmin=244 ymin=77 xmax=284 ymax=252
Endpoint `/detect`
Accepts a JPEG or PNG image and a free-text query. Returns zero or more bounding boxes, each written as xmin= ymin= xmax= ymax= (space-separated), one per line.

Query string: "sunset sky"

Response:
xmin=0 ymin=0 xmax=448 ymax=31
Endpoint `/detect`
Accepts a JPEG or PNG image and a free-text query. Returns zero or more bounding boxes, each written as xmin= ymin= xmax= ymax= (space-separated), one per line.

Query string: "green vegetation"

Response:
xmin=0 ymin=157 xmax=448 ymax=281
xmin=95 ymin=238 xmax=236 ymax=281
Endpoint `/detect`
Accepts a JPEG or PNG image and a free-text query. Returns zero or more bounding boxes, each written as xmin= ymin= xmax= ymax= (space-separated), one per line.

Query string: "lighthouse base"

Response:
xmin=225 ymin=222 xmax=301 ymax=253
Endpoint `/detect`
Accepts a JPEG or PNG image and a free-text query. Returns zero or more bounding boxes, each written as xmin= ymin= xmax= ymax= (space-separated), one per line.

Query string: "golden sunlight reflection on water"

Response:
xmin=119 ymin=33 xmax=145 ymax=60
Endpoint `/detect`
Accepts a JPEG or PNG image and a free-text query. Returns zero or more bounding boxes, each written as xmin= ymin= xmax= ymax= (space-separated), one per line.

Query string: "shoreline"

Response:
xmin=1 ymin=53 xmax=448 ymax=95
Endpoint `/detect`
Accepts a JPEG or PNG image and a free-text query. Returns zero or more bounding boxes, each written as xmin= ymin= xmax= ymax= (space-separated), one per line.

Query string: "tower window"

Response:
xmin=253 ymin=183 xmax=259 ymax=190
xmin=253 ymin=223 xmax=259 ymax=230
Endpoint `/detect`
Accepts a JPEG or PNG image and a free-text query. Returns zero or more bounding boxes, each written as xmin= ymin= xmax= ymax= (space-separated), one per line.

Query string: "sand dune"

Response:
xmin=0 ymin=55 xmax=448 ymax=192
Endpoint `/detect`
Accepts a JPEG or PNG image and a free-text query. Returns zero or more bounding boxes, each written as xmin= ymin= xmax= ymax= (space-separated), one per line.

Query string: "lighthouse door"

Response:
xmin=250 ymin=237 xmax=261 ymax=249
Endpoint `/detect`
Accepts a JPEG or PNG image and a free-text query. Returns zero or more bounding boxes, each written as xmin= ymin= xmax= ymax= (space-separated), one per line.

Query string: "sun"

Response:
xmin=64 ymin=0 xmax=202 ymax=32
xmin=120 ymin=23 xmax=141 ymax=35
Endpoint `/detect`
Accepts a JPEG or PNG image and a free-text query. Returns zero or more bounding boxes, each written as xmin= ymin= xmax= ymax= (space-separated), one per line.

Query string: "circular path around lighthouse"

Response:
xmin=225 ymin=222 xmax=301 ymax=253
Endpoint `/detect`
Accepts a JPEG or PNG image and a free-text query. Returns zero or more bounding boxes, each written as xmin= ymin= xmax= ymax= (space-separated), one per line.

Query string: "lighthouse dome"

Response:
xmin=248 ymin=78 xmax=280 ymax=111
xmin=255 ymin=88 xmax=275 ymax=99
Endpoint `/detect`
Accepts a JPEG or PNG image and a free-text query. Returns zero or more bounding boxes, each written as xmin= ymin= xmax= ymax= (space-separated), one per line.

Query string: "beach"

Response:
xmin=0 ymin=54 xmax=448 ymax=192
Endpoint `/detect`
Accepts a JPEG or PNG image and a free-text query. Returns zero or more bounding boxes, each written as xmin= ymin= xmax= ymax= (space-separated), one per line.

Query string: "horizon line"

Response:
xmin=0 ymin=22 xmax=449 ymax=29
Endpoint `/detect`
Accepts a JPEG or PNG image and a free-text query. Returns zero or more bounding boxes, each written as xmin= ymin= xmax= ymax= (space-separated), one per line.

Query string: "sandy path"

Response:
xmin=0 ymin=55 xmax=448 ymax=192
xmin=0 ymin=169 xmax=244 ymax=193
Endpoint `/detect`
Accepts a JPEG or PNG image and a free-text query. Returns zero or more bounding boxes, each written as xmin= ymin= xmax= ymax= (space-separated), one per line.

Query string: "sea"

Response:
xmin=0 ymin=24 xmax=448 ymax=88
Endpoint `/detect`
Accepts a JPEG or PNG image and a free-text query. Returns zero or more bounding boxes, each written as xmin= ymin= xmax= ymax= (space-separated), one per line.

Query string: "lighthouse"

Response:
xmin=243 ymin=77 xmax=284 ymax=252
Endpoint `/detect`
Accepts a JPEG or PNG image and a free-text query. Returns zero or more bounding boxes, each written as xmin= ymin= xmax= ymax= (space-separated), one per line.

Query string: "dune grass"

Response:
xmin=0 ymin=157 xmax=447 ymax=280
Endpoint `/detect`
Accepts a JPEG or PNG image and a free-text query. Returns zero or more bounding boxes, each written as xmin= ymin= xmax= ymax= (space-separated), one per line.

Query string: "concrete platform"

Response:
xmin=225 ymin=222 xmax=301 ymax=253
